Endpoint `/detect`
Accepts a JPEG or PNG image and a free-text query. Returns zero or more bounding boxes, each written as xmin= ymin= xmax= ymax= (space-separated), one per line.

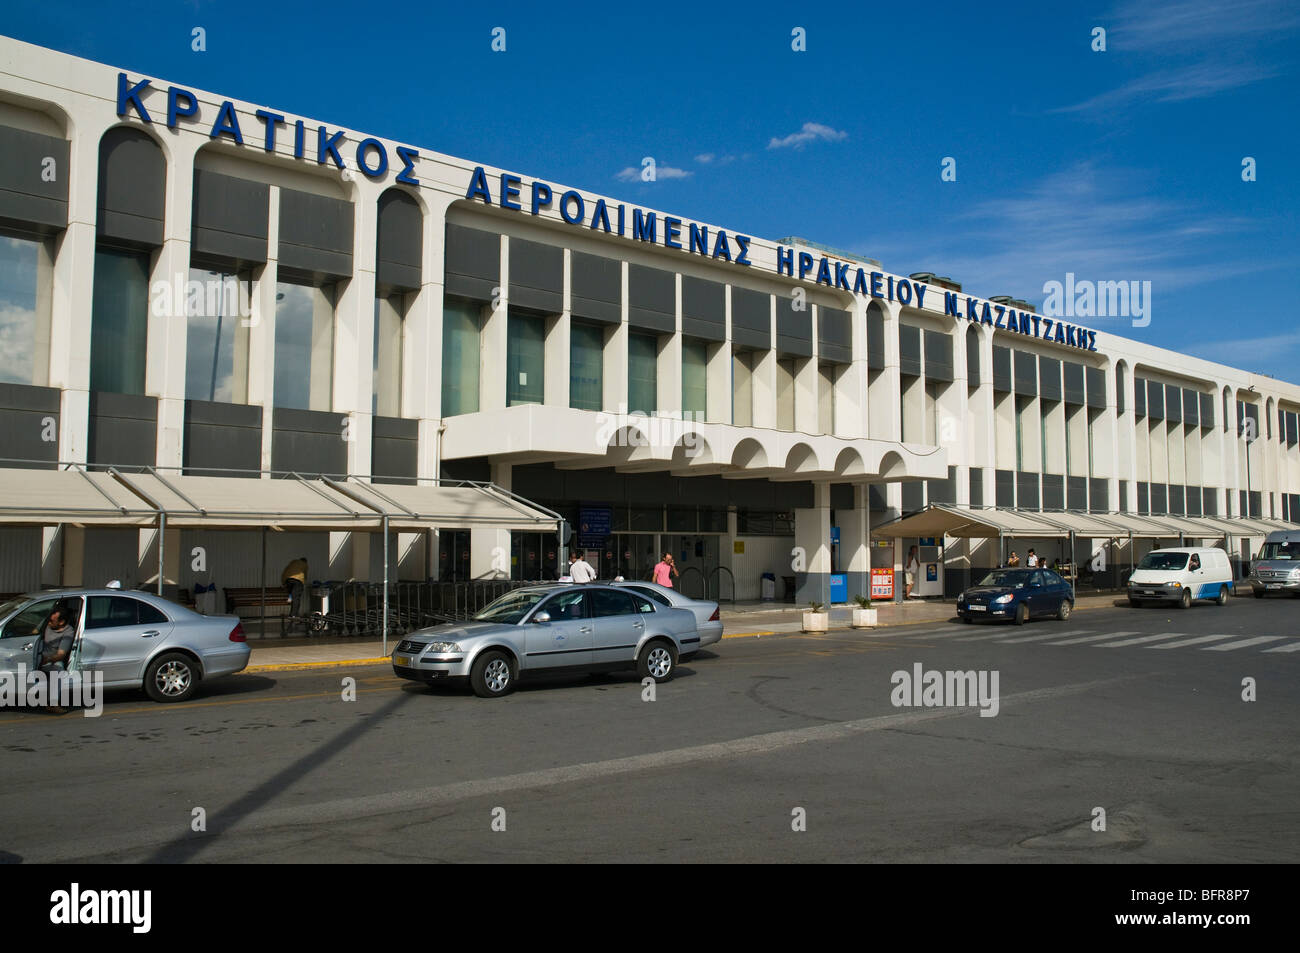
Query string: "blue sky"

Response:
xmin=6 ymin=0 xmax=1298 ymax=379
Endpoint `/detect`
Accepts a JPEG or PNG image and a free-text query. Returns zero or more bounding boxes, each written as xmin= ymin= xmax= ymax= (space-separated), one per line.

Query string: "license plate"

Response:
xmin=393 ymin=655 xmax=413 ymax=667
xmin=969 ymin=605 xmax=987 ymax=612
xmin=1267 ymin=584 xmax=1281 ymax=590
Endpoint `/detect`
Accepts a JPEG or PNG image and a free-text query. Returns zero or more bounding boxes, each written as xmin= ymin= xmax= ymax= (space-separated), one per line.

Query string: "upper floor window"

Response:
xmin=274 ymin=280 xmax=335 ymax=411
xmin=0 ymin=232 xmax=53 ymax=387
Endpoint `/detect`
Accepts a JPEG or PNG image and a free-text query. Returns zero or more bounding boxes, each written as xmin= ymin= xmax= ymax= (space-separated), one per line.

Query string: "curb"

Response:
xmin=244 ymin=657 xmax=392 ymax=674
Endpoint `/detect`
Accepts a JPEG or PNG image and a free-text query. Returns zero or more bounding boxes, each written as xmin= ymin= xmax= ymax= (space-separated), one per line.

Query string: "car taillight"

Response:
xmin=708 ymin=607 xmax=720 ymax=622
xmin=229 ymin=622 xmax=246 ymax=642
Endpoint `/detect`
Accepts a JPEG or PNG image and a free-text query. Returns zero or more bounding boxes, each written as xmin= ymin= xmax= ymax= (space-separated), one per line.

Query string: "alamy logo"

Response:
xmin=890 ymin=663 xmax=1000 ymax=717
xmin=0 ymin=665 xmax=104 ymax=717
xmin=1042 ymin=273 xmax=1152 ymax=328
xmin=50 ymin=883 xmax=151 ymax=933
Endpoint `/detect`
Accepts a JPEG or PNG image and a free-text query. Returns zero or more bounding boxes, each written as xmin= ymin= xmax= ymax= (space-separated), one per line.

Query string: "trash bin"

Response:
xmin=760 ymin=572 xmax=775 ymax=601
xmin=829 ymin=573 xmax=847 ymax=604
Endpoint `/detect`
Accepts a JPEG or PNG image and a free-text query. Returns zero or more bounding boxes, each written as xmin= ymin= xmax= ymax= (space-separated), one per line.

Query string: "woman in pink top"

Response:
xmin=652 ymin=552 xmax=678 ymax=588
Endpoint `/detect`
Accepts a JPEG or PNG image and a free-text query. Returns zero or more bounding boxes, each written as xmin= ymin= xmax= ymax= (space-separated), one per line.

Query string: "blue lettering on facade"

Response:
xmin=466 ymin=166 xmax=492 ymax=203
xmin=255 ymin=110 xmax=284 ymax=152
xmin=632 ymin=209 xmax=656 ymax=242
xmin=116 ymin=73 xmax=151 ymax=122
xmin=167 ymin=86 xmax=197 ymax=128
xmin=210 ymin=102 xmax=244 ymax=145
xmin=693 ymin=225 xmax=712 ymax=258
xmin=500 ymin=174 xmax=523 ymax=211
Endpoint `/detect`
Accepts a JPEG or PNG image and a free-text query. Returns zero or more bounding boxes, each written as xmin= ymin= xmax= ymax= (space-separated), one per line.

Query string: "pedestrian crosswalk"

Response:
xmin=892 ymin=624 xmax=1300 ymax=655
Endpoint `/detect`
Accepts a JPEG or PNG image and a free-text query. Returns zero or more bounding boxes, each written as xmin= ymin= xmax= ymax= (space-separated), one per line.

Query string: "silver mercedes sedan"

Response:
xmin=0 ymin=589 xmax=251 ymax=703
xmin=392 ymin=583 xmax=699 ymax=698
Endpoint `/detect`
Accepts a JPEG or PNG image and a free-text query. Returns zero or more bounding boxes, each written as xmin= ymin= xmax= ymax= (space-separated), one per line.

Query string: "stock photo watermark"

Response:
xmin=0 ymin=665 xmax=104 ymax=717
xmin=890 ymin=663 xmax=1000 ymax=718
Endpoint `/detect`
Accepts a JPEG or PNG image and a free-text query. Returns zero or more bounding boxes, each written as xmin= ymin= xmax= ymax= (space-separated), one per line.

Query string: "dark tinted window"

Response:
xmin=138 ymin=602 xmax=170 ymax=624
xmin=540 ymin=589 xmax=588 ymax=621
xmin=626 ymin=586 xmax=671 ymax=607
xmin=627 ymin=592 xmax=656 ymax=614
xmin=589 ymin=589 xmax=635 ymax=618
xmin=86 ymin=596 xmax=145 ymax=629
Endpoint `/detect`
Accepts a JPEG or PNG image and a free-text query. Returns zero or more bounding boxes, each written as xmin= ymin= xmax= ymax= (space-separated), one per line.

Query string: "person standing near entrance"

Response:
xmin=653 ymin=552 xmax=678 ymax=588
xmin=281 ymin=556 xmax=309 ymax=616
xmin=1026 ymin=548 xmax=1039 ymax=568
xmin=905 ymin=546 xmax=920 ymax=599
xmin=568 ymin=552 xmax=596 ymax=583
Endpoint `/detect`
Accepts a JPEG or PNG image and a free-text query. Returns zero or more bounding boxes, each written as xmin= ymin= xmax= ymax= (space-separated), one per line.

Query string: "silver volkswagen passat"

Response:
xmin=610 ymin=580 xmax=721 ymax=656
xmin=0 ymin=589 xmax=250 ymax=703
xmin=391 ymin=584 xmax=698 ymax=697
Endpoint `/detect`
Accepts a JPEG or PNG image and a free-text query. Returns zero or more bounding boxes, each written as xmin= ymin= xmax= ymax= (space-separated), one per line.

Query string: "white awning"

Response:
xmin=0 ymin=468 xmax=560 ymax=533
xmin=0 ymin=467 xmax=157 ymax=526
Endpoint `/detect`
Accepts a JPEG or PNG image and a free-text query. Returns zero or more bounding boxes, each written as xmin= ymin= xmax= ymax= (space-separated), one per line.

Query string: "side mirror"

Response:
xmin=532 ymin=611 xmax=551 ymax=624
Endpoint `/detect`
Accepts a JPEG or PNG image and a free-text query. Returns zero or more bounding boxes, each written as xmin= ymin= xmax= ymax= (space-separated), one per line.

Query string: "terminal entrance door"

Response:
xmin=438 ymin=529 xmax=471 ymax=581
xmin=668 ymin=535 xmax=717 ymax=598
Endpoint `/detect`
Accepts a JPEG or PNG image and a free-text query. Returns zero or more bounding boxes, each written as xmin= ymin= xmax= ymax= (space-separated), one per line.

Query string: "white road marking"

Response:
xmin=1202 ymin=636 xmax=1287 ymax=651
xmin=999 ymin=630 xmax=1088 ymax=644
xmin=952 ymin=629 xmax=1026 ymax=641
xmin=1261 ymin=641 xmax=1300 ymax=653
xmin=1147 ymin=633 xmax=1245 ymax=650
xmin=1046 ymin=632 xmax=1139 ymax=645
xmin=1095 ymin=633 xmax=1191 ymax=648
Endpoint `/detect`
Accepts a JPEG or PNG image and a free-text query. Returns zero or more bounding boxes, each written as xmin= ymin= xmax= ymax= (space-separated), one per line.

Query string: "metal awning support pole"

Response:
xmin=157 ymin=511 xmax=166 ymax=596
xmin=998 ymin=531 xmax=1004 ymax=568
xmin=260 ymin=527 xmax=267 ymax=636
xmin=1128 ymin=531 xmax=1134 ymax=586
xmin=382 ymin=514 xmax=390 ymax=655
xmin=1068 ymin=530 xmax=1076 ymax=598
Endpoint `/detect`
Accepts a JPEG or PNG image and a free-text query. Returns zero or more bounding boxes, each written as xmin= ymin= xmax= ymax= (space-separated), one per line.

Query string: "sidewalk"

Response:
xmin=241 ymin=591 xmax=1143 ymax=672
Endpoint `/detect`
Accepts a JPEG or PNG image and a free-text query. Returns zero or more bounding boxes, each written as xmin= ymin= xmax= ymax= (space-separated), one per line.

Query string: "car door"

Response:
xmin=1025 ymin=571 xmax=1050 ymax=617
xmin=589 ymin=588 xmax=642 ymax=667
xmin=0 ymin=598 xmax=58 ymax=672
xmin=80 ymin=595 xmax=174 ymax=685
xmin=522 ymin=589 xmax=593 ymax=672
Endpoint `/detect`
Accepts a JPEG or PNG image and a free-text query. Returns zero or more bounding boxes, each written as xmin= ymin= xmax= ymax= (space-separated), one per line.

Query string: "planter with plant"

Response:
xmin=802 ymin=600 xmax=829 ymax=633
xmin=850 ymin=594 xmax=878 ymax=629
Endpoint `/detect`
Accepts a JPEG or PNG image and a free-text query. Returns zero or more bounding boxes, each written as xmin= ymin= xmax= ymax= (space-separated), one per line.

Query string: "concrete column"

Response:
xmin=603 ymin=262 xmax=630 ymax=412
xmin=478 ymin=236 xmax=509 ymax=412
xmin=881 ymin=301 xmax=903 ymax=441
xmin=48 ymin=114 xmax=103 ymax=463
xmin=62 ymin=526 xmax=85 ymax=588
xmin=250 ymin=187 xmax=280 ymax=473
xmin=471 ymin=461 xmax=513 ymax=578
xmin=836 ymin=298 xmax=868 ymax=439
xmin=658 ymin=280 xmax=682 ymax=417
xmin=337 ymin=177 xmax=380 ymax=477
xmin=794 ymin=481 xmax=832 ymax=605
xmin=40 ymin=526 xmax=63 ymax=587
xmin=841 ymin=483 xmax=871 ymax=599
xmin=148 ymin=136 xmax=200 ymax=472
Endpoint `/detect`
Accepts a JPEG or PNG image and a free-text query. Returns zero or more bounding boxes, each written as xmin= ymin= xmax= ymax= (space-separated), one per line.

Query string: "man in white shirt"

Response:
xmin=568 ymin=553 xmax=597 ymax=583
xmin=1026 ymin=549 xmax=1039 ymax=568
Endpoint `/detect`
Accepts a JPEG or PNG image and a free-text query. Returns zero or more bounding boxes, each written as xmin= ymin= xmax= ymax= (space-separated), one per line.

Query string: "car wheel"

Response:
xmin=1179 ymin=588 xmax=1192 ymax=609
xmin=470 ymin=650 xmax=515 ymax=698
xmin=1013 ymin=603 xmax=1028 ymax=626
xmin=144 ymin=652 xmax=199 ymax=703
xmin=1057 ymin=599 xmax=1072 ymax=621
xmin=637 ymin=640 xmax=676 ymax=683
xmin=1216 ymin=585 xmax=1229 ymax=606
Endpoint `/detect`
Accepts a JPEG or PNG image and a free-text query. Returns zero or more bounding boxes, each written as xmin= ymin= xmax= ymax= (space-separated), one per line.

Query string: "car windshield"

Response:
xmin=1259 ymin=541 xmax=1300 ymax=561
xmin=1138 ymin=552 xmax=1189 ymax=571
xmin=0 ymin=597 xmax=29 ymax=620
xmin=472 ymin=590 xmax=550 ymax=624
xmin=978 ymin=570 xmax=1031 ymax=589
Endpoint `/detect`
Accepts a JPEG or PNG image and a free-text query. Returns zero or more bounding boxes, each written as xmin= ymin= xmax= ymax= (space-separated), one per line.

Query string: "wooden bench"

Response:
xmin=223 ymin=587 xmax=292 ymax=620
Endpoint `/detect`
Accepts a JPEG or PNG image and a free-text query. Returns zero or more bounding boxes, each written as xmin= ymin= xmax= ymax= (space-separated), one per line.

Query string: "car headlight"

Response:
xmin=1290 ymin=569 xmax=1300 ymax=579
xmin=993 ymin=593 xmax=1014 ymax=604
xmin=1164 ymin=581 xmax=1181 ymax=588
xmin=426 ymin=641 xmax=462 ymax=653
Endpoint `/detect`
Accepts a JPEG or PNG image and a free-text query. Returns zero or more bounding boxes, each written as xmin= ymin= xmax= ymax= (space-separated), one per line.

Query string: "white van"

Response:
xmin=1127 ymin=547 xmax=1234 ymax=608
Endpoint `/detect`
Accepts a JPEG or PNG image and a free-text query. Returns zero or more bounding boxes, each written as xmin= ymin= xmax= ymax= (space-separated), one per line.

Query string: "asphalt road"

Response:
xmin=2 ymin=596 xmax=1297 ymax=863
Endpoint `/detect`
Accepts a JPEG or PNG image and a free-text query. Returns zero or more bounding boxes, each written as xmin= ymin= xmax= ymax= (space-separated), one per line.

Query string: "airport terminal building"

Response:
xmin=2 ymin=35 xmax=1298 ymax=609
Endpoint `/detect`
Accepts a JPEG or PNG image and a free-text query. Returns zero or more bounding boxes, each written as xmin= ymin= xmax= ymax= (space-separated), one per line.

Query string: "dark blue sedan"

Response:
xmin=956 ymin=568 xmax=1075 ymax=624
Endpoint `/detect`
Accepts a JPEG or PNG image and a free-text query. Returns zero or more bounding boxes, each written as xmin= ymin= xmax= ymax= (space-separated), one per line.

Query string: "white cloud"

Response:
xmin=766 ymin=122 xmax=848 ymax=150
xmin=695 ymin=153 xmax=715 ymax=164
xmin=614 ymin=164 xmax=692 ymax=182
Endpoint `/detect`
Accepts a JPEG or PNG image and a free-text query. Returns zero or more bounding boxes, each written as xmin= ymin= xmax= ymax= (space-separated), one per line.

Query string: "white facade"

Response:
xmin=1 ymin=36 xmax=1297 ymax=603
